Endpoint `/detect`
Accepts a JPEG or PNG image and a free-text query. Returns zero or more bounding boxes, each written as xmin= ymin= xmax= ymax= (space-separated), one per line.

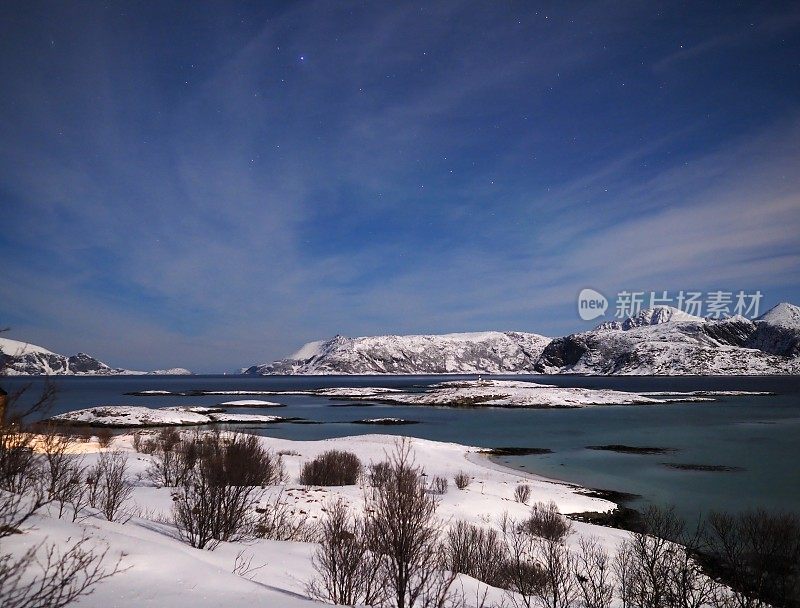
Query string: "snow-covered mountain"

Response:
xmin=243 ymin=331 xmax=552 ymax=375
xmin=0 ymin=337 xmax=192 ymax=376
xmin=246 ymin=304 xmax=800 ymax=376
xmin=535 ymin=304 xmax=800 ymax=375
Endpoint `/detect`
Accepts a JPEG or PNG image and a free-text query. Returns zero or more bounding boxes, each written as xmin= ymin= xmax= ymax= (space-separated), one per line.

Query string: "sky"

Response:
xmin=1 ymin=1 xmax=799 ymax=373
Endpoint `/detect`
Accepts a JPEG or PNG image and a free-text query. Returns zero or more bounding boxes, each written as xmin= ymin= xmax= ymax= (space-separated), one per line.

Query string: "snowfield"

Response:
xmin=6 ymin=432 xmax=629 ymax=608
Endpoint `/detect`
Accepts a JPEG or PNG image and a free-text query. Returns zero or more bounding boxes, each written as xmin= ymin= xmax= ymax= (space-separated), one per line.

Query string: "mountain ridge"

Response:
xmin=246 ymin=303 xmax=800 ymax=376
xmin=0 ymin=337 xmax=192 ymax=376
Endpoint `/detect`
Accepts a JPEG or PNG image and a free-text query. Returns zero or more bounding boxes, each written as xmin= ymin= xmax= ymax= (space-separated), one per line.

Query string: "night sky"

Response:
xmin=1 ymin=2 xmax=799 ymax=372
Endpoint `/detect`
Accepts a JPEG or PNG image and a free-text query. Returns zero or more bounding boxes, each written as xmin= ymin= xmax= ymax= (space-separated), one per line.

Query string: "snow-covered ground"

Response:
xmin=6 ymin=432 xmax=629 ymax=608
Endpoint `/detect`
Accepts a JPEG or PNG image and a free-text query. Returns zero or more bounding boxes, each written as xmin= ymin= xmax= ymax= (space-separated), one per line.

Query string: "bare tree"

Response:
xmin=574 ymin=537 xmax=613 ymax=608
xmin=39 ymin=430 xmax=88 ymax=520
xmin=88 ymin=450 xmax=133 ymax=522
xmin=0 ymin=347 xmax=121 ymax=607
xmin=365 ymin=438 xmax=457 ymax=608
xmin=308 ymin=498 xmax=385 ymax=606
xmin=502 ymin=513 xmax=547 ymax=608
xmin=614 ymin=506 xmax=687 ymax=608
xmin=534 ymin=535 xmax=579 ymax=608
xmin=705 ymin=509 xmax=800 ymax=608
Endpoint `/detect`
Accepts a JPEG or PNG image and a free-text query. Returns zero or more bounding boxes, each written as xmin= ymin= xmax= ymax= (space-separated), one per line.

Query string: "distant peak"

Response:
xmin=757 ymin=302 xmax=800 ymax=328
xmin=595 ymin=306 xmax=703 ymax=331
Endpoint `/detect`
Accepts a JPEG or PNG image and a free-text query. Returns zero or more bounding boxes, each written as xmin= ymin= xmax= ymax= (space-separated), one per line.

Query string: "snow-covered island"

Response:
xmin=244 ymin=303 xmax=800 ymax=376
xmin=50 ymin=405 xmax=292 ymax=427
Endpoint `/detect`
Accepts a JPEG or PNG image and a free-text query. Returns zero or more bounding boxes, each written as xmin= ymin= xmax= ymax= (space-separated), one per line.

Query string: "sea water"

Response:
xmin=5 ymin=374 xmax=798 ymax=520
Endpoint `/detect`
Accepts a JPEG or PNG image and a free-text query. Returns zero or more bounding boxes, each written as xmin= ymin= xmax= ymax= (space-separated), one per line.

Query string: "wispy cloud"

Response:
xmin=1 ymin=1 xmax=798 ymax=370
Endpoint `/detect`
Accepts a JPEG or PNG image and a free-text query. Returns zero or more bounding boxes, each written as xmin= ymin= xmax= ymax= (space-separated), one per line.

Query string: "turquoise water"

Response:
xmin=5 ymin=374 xmax=799 ymax=519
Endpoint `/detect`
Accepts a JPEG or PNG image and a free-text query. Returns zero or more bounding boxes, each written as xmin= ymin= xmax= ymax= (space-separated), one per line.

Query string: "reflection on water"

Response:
xmin=5 ymin=373 xmax=799 ymax=519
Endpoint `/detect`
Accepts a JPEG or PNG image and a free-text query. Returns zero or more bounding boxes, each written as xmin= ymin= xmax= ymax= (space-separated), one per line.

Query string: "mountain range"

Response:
xmin=244 ymin=303 xmax=800 ymax=376
xmin=0 ymin=337 xmax=191 ymax=376
xmin=4 ymin=303 xmax=799 ymax=376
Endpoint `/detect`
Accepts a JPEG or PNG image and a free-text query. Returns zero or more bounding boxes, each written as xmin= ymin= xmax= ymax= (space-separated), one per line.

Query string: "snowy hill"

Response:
xmin=536 ymin=304 xmax=800 ymax=375
xmin=247 ymin=304 xmax=800 ymax=376
xmin=0 ymin=337 xmax=192 ymax=376
xmin=244 ymin=331 xmax=552 ymax=375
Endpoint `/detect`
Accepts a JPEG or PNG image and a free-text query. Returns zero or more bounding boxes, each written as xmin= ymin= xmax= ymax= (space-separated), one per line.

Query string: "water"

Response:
xmin=4 ymin=374 xmax=799 ymax=520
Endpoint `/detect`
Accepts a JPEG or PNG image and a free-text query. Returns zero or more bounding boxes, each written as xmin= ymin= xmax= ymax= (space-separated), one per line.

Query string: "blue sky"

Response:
xmin=1 ymin=1 xmax=799 ymax=372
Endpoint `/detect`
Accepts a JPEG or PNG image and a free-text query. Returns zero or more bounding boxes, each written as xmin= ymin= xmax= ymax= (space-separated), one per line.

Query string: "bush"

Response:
xmin=132 ymin=432 xmax=143 ymax=452
xmin=429 ymin=476 xmax=448 ymax=495
xmin=446 ymin=520 xmax=509 ymax=588
xmin=523 ymin=501 xmax=572 ymax=542
xmin=87 ymin=450 xmax=132 ymax=522
xmin=514 ymin=483 xmax=531 ymax=504
xmin=95 ymin=428 xmax=113 ymax=448
xmin=367 ymin=461 xmax=391 ymax=487
xmin=254 ymin=490 xmax=316 ymax=542
xmin=299 ymin=450 xmax=362 ymax=486
xmin=454 ymin=471 xmax=470 ymax=490
xmin=173 ymin=432 xmax=283 ymax=549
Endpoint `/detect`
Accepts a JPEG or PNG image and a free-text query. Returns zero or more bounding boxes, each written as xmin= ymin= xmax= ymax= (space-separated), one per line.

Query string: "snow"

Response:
xmin=247 ymin=331 xmax=553 ymax=375
xmin=8 ymin=430 xmax=716 ymax=607
xmin=347 ymin=379 xmax=685 ymax=408
xmin=0 ymin=336 xmax=54 ymax=356
xmin=147 ymin=368 xmax=193 ymax=375
xmin=218 ymin=399 xmax=285 ymax=407
xmin=757 ymin=302 xmax=800 ymax=328
xmin=289 ymin=339 xmax=328 ymax=360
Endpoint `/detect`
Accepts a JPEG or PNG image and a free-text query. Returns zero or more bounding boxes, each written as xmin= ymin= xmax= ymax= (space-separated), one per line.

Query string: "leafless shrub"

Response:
xmin=277 ymin=449 xmax=300 ymax=457
xmin=446 ymin=520 xmax=509 ymax=588
xmin=499 ymin=510 xmax=581 ymax=608
xmin=138 ymin=437 xmax=158 ymax=455
xmin=0 ymin=426 xmax=40 ymax=496
xmin=429 ymin=475 xmax=448 ymax=495
xmin=299 ymin=450 xmax=362 ymax=486
xmin=87 ymin=450 xmax=132 ymax=522
xmin=368 ymin=460 xmax=391 ymax=487
xmin=614 ymin=505 xmax=686 ymax=608
xmin=515 ymin=484 xmax=532 ymax=504
xmin=173 ymin=432 xmax=282 ymax=549
xmin=575 ymin=537 xmax=614 ymax=608
xmin=705 ymin=509 xmax=800 ymax=608
xmin=145 ymin=432 xmax=196 ymax=487
xmin=502 ymin=514 xmax=547 ymax=608
xmin=365 ymin=438 xmax=457 ymax=608
xmin=254 ymin=489 xmax=316 ymax=542
xmin=40 ymin=431 xmax=87 ymax=520
xmin=308 ymin=498 xmax=385 ymax=606
xmin=535 ymin=534 xmax=579 ymax=608
xmin=524 ymin=501 xmax=573 ymax=542
xmin=232 ymin=549 xmax=266 ymax=580
xmin=454 ymin=471 xmax=471 ymax=490
xmin=0 ymin=535 xmax=123 ymax=608
xmin=131 ymin=431 xmax=143 ymax=452
xmin=95 ymin=428 xmax=113 ymax=448
xmin=0 ymin=359 xmax=120 ymax=607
